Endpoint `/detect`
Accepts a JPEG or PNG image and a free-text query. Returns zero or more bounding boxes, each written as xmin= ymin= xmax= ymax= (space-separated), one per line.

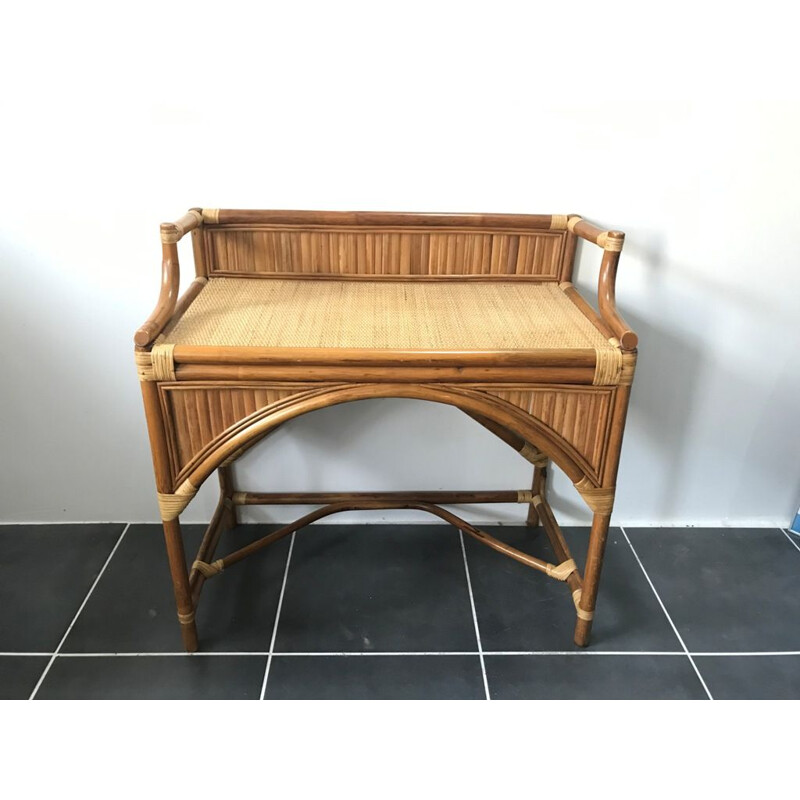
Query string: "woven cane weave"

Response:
xmin=160 ymin=278 xmax=614 ymax=352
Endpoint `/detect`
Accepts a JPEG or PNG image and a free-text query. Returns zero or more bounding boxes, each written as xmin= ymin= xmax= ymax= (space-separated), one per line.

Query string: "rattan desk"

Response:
xmin=134 ymin=209 xmax=637 ymax=652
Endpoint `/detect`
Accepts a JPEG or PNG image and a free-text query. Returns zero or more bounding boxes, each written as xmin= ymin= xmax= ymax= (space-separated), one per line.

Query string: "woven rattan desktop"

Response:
xmin=134 ymin=209 xmax=638 ymax=652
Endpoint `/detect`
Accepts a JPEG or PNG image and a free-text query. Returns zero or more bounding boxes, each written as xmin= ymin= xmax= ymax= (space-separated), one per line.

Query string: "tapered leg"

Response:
xmin=573 ymin=511 xmax=612 ymax=647
xmin=526 ymin=462 xmax=548 ymax=528
xmin=162 ymin=517 xmax=198 ymax=652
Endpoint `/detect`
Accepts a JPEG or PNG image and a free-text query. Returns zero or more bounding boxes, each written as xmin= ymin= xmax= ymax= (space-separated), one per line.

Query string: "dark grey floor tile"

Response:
xmin=62 ymin=524 xmax=290 ymax=653
xmin=275 ymin=525 xmax=477 ymax=653
xmin=0 ymin=657 xmax=49 ymax=700
xmin=694 ymin=655 xmax=800 ymax=699
xmin=626 ymin=528 xmax=800 ymax=652
xmin=465 ymin=525 xmax=680 ymax=652
xmin=36 ymin=655 xmax=266 ymax=699
xmin=0 ymin=524 xmax=123 ymax=652
xmin=486 ymin=654 xmax=708 ymax=699
xmin=265 ymin=655 xmax=485 ymax=699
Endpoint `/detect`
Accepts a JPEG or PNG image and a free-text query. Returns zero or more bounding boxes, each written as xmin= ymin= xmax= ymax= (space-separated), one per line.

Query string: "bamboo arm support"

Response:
xmin=568 ymin=216 xmax=638 ymax=351
xmin=134 ymin=247 xmax=180 ymax=347
xmin=599 ymin=249 xmax=638 ymax=350
xmin=134 ymin=211 xmax=205 ymax=347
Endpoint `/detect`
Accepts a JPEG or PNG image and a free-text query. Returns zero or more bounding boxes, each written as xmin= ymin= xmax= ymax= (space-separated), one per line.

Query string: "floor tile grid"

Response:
xmin=27 ymin=524 xmax=131 ymax=700
xmin=8 ymin=523 xmax=800 ymax=701
xmin=458 ymin=531 xmax=490 ymax=700
xmin=619 ymin=526 xmax=714 ymax=700
xmin=259 ymin=531 xmax=296 ymax=700
xmin=620 ymin=526 xmax=800 ymax=665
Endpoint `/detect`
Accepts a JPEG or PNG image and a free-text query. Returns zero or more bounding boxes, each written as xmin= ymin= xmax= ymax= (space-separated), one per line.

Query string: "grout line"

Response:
xmin=620 ymin=526 xmax=714 ymax=700
xmin=18 ymin=649 xmax=800 ymax=658
xmin=691 ymin=651 xmax=800 ymax=658
xmin=270 ymin=651 xmax=479 ymax=657
xmin=780 ymin=528 xmax=800 ymax=555
xmin=482 ymin=650 xmax=686 ymax=656
xmin=459 ymin=530 xmax=490 ymax=700
xmin=28 ymin=523 xmax=130 ymax=700
xmin=0 ymin=653 xmax=54 ymax=657
xmin=259 ymin=531 xmax=295 ymax=700
xmin=57 ymin=652 xmax=271 ymax=657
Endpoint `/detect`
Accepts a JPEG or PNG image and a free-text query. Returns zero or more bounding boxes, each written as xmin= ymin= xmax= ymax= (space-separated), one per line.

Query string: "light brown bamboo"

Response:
xmin=569 ymin=218 xmax=608 ymax=246
xmin=162 ymin=518 xmax=198 ymax=652
xmin=199 ymin=500 xmax=568 ymax=580
xmin=160 ymin=210 xmax=202 ymax=243
xmin=573 ymin=512 xmax=612 ymax=647
xmin=218 ymin=466 xmax=238 ymax=528
xmin=189 ymin=493 xmax=229 ymax=600
xmin=211 ymin=209 xmax=556 ymax=229
xmin=134 ymin=243 xmax=179 ymax=346
xmin=602 ymin=384 xmax=633 ymax=487
xmin=526 ymin=464 xmax=548 ymax=527
xmin=171 ymin=345 xmax=598 ymax=369
xmin=158 ymin=278 xmax=208 ymax=340
xmin=181 ymin=383 xmax=588 ymax=489
xmin=598 ymin=248 xmax=638 ymax=350
xmin=174 ymin=364 xmax=597 ymax=384
xmin=560 ymin=283 xmax=616 ymax=341
xmin=559 ymin=229 xmax=579 ymax=283
xmin=190 ymin=208 xmax=208 ymax=277
xmin=534 ymin=494 xmax=575 ymax=569
xmin=139 ymin=380 xmax=173 ymax=492
xmin=234 ymin=490 xmax=529 ymax=505
xmin=208 ymin=271 xmax=562 ymax=283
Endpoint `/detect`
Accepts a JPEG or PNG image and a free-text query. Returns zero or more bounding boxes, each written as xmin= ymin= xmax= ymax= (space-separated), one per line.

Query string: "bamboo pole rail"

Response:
xmin=231 ymin=490 xmax=536 ymax=506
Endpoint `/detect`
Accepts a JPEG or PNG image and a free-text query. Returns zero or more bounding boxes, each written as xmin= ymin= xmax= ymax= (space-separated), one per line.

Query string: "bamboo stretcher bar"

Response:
xmin=532 ymin=493 xmax=583 ymax=598
xmin=231 ymin=490 xmax=534 ymax=506
xmin=191 ymin=500 xmax=578 ymax=584
xmin=191 ymin=494 xmax=230 ymax=570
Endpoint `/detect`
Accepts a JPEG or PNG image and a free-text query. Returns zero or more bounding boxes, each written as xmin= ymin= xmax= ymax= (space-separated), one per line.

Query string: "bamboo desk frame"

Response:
xmin=134 ymin=209 xmax=637 ymax=652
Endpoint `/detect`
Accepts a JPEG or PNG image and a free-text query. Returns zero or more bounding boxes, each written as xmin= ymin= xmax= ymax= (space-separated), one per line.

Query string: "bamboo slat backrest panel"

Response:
xmin=201 ymin=212 xmax=571 ymax=280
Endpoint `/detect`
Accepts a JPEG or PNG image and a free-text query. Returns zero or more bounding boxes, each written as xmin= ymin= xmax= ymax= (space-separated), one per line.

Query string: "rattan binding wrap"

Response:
xmin=593 ymin=345 xmax=623 ymax=385
xmin=134 ymin=349 xmax=153 ymax=381
xmin=546 ymin=559 xmax=578 ymax=581
xmin=157 ymin=481 xmax=197 ymax=521
xmin=151 ymin=344 xmax=176 ymax=381
xmin=572 ymin=590 xmax=594 ymax=620
xmin=192 ymin=559 xmax=225 ymax=578
xmin=573 ymin=477 xmax=615 ymax=514
xmin=519 ymin=442 xmax=549 ymax=467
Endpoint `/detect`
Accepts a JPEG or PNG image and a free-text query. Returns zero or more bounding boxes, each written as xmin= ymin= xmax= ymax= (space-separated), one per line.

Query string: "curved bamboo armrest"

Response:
xmin=135 ymin=210 xmax=203 ymax=347
xmin=568 ymin=216 xmax=638 ymax=351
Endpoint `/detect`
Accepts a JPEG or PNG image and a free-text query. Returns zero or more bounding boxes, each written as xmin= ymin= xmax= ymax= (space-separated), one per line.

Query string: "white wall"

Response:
xmin=2 ymin=2 xmax=799 ymax=527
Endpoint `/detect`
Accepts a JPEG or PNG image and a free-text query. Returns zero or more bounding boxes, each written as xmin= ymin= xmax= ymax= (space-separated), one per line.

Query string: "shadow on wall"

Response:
xmin=583 ymin=234 xmax=706 ymax=522
xmin=605 ymin=233 xmax=800 ymax=524
xmin=621 ymin=306 xmax=704 ymax=520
